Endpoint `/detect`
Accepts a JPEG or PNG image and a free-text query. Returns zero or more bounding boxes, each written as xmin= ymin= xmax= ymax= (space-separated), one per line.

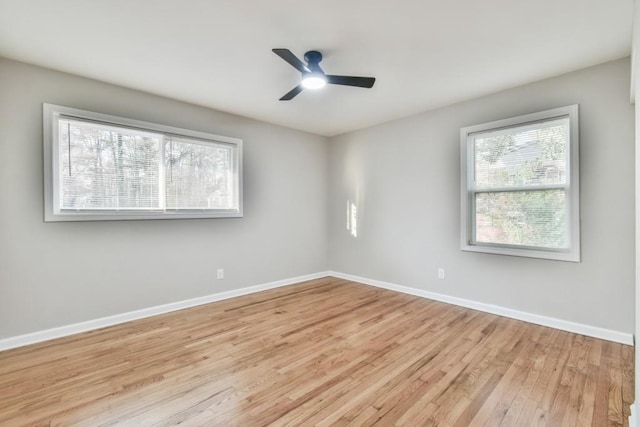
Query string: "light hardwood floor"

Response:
xmin=0 ymin=277 xmax=634 ymax=426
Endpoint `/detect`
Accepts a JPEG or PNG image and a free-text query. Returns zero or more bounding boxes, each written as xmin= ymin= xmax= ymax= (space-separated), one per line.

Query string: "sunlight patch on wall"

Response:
xmin=347 ymin=200 xmax=358 ymax=238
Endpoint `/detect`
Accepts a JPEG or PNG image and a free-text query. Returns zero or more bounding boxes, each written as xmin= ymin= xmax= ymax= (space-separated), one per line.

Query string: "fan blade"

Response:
xmin=279 ymin=85 xmax=304 ymax=101
xmin=272 ymin=49 xmax=309 ymax=73
xmin=326 ymin=75 xmax=376 ymax=88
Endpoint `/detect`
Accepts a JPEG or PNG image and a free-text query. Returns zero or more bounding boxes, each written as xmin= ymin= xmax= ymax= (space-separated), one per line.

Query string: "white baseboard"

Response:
xmin=630 ymin=402 xmax=637 ymax=427
xmin=1 ymin=270 xmax=633 ymax=352
xmin=329 ymin=271 xmax=634 ymax=346
xmin=0 ymin=271 xmax=331 ymax=352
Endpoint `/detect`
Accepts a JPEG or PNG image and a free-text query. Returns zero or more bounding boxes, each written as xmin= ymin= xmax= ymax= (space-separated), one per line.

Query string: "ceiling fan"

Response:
xmin=272 ymin=49 xmax=376 ymax=101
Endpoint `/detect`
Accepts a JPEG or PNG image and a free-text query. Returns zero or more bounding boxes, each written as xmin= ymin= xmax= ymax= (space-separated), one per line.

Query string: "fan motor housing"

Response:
xmin=304 ymin=50 xmax=323 ymax=65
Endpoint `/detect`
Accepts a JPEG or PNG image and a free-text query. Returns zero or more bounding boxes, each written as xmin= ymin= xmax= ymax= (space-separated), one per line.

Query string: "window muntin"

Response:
xmin=44 ymin=104 xmax=242 ymax=221
xmin=461 ymin=105 xmax=579 ymax=262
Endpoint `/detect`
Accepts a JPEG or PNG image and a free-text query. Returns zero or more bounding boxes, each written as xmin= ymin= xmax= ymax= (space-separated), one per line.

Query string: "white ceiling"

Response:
xmin=0 ymin=0 xmax=633 ymax=136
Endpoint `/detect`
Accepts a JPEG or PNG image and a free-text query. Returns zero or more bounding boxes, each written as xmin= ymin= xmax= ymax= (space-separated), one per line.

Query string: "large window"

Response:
xmin=460 ymin=105 xmax=579 ymax=262
xmin=44 ymin=104 xmax=242 ymax=221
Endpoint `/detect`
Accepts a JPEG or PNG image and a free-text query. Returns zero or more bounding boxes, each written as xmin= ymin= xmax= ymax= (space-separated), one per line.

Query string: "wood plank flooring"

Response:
xmin=0 ymin=277 xmax=634 ymax=426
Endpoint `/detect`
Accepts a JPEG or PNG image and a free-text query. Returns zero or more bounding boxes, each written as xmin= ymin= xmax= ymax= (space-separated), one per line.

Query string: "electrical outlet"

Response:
xmin=217 ymin=268 xmax=224 ymax=280
xmin=438 ymin=268 xmax=445 ymax=280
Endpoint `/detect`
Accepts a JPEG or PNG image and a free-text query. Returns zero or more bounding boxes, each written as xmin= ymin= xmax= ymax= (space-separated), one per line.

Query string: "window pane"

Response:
xmin=474 ymin=118 xmax=568 ymax=189
xmin=165 ymin=138 xmax=234 ymax=210
xmin=59 ymin=119 xmax=162 ymax=210
xmin=475 ymin=190 xmax=567 ymax=249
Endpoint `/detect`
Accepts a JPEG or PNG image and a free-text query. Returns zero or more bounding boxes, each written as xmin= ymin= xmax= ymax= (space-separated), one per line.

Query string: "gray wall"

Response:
xmin=328 ymin=58 xmax=635 ymax=334
xmin=0 ymin=56 xmax=634 ymax=340
xmin=0 ymin=58 xmax=329 ymax=339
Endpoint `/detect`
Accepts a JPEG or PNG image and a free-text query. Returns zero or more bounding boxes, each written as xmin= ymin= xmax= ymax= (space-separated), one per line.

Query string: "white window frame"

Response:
xmin=43 ymin=103 xmax=243 ymax=221
xmin=460 ymin=105 xmax=580 ymax=262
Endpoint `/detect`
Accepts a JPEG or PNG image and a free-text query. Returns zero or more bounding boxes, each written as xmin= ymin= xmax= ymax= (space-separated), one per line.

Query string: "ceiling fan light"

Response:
xmin=301 ymin=75 xmax=327 ymax=90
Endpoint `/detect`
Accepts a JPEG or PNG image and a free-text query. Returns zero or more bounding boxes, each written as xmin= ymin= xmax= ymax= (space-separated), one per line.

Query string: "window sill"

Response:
xmin=44 ymin=210 xmax=243 ymax=222
xmin=461 ymin=243 xmax=580 ymax=262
